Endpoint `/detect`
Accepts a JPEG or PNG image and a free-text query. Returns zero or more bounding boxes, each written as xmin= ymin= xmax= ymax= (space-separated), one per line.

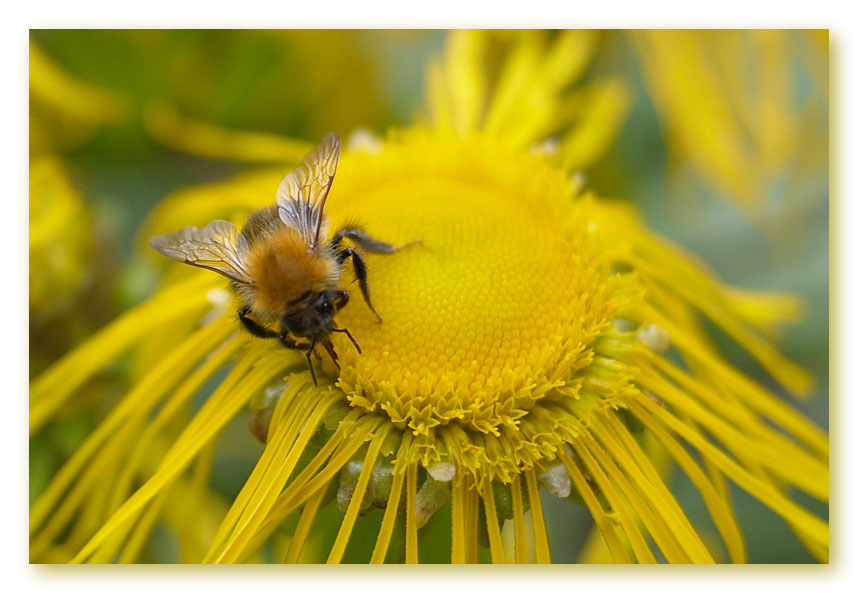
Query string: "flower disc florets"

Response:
xmin=323 ymin=130 xmax=626 ymax=481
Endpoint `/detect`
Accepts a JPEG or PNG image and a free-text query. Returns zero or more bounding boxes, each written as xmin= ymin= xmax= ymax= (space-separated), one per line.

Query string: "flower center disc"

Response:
xmin=326 ymin=134 xmax=611 ymax=436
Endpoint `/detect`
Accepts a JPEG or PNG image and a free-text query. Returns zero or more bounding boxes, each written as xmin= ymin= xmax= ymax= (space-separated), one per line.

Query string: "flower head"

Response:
xmin=29 ymin=30 xmax=828 ymax=564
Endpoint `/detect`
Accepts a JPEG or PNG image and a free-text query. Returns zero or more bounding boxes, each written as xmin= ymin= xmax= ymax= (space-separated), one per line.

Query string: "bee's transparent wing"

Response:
xmin=150 ymin=220 xmax=252 ymax=284
xmin=276 ymin=132 xmax=340 ymax=250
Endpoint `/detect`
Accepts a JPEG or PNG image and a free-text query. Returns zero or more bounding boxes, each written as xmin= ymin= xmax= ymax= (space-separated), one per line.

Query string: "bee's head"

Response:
xmin=282 ymin=290 xmax=349 ymax=340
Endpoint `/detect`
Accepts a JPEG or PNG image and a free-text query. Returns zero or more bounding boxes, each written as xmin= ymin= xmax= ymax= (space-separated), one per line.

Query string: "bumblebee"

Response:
xmin=151 ymin=133 xmax=412 ymax=384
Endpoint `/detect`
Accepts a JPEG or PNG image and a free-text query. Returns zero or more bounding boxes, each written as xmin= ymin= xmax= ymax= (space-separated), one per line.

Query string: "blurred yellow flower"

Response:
xmin=29 ymin=30 xmax=827 ymax=564
xmin=633 ymin=30 xmax=828 ymax=234
xmin=28 ymin=155 xmax=120 ymax=377
xmin=29 ymin=39 xmax=131 ymax=373
xmin=29 ymin=157 xmax=94 ymax=319
xmin=29 ymin=40 xmax=129 ymax=156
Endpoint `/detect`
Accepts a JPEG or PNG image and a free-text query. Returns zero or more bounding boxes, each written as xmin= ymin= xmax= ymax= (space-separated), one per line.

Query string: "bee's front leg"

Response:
xmin=336 ymin=248 xmax=382 ymax=323
xmin=238 ymin=306 xmax=277 ymax=339
xmin=277 ymin=330 xmax=318 ymax=385
xmin=277 ymin=332 xmax=313 ymax=352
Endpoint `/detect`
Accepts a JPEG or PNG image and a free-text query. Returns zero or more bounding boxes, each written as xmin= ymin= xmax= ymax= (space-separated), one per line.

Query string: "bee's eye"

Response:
xmin=317 ymin=297 xmax=333 ymax=315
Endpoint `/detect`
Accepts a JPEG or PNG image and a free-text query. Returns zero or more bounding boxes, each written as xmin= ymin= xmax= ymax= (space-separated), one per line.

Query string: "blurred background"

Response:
xmin=28 ymin=30 xmax=828 ymax=563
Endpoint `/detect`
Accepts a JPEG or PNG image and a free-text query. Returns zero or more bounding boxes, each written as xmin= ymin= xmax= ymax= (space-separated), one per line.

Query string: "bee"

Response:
xmin=151 ymin=133 xmax=413 ymax=384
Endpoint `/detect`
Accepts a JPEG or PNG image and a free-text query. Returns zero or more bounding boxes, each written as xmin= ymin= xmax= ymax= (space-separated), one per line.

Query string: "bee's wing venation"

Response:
xmin=150 ymin=219 xmax=252 ymax=284
xmin=276 ymin=132 xmax=340 ymax=249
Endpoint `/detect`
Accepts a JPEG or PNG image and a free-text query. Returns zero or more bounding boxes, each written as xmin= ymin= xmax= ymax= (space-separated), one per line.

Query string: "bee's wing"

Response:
xmin=150 ymin=220 xmax=252 ymax=284
xmin=275 ymin=132 xmax=340 ymax=250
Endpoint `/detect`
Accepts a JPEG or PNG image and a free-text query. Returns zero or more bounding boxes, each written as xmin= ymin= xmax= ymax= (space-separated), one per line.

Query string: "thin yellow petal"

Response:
xmin=70 ymin=354 xmax=286 ymax=563
xmin=483 ymin=33 xmax=542 ymax=137
xmin=629 ymin=398 xmax=828 ymax=551
xmin=265 ymin=416 xmax=385 ymax=523
xmin=481 ymin=478 xmax=506 ymax=564
xmin=629 ymin=246 xmax=813 ymax=396
xmin=625 ymin=405 xmax=747 ymax=563
xmin=577 ymin=434 xmax=701 ymax=563
xmin=590 ymin=415 xmax=715 ymax=563
xmin=30 ymin=316 xmax=235 ymax=537
xmin=577 ymin=524 xmax=615 ymax=564
xmin=637 ymin=368 xmax=827 ymax=501
xmin=559 ymin=78 xmax=631 ymax=171
xmin=465 ymin=479 xmax=480 ymax=563
xmin=143 ymin=101 xmax=313 ymax=164
xmin=640 ymin=302 xmax=827 ymax=456
xmin=524 ymin=470 xmax=551 ymax=563
xmin=405 ymin=463 xmax=419 ymax=564
xmin=510 ymin=474 xmax=529 ymax=564
xmin=212 ymin=389 xmax=340 ymax=563
xmin=30 ymin=438 xmax=120 ymax=561
xmin=115 ymin=489 xmax=169 ymax=564
xmin=542 ymin=30 xmax=597 ymax=91
xmin=30 ymin=275 xmax=217 ymax=433
xmin=284 ymin=485 xmax=325 ymax=564
xmin=451 ymin=470 xmax=467 ymax=564
xmin=233 ymin=412 xmax=366 ymax=563
xmin=106 ymin=335 xmax=245 ymax=517
xmin=327 ymin=423 xmax=393 ymax=564
xmin=567 ymin=441 xmax=662 ymax=563
xmin=652 ymin=353 xmax=828 ymax=485
xmin=369 ymin=433 xmax=409 ymax=564
xmin=29 ymin=40 xmax=129 ymax=125
xmin=444 ymin=30 xmax=487 ymax=134
xmin=177 ymin=439 xmax=219 ymax=563
xmin=557 ymin=448 xmax=635 ymax=564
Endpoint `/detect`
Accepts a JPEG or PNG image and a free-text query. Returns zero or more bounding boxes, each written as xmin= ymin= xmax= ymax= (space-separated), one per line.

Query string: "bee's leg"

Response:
xmin=331 ymin=226 xmax=420 ymax=254
xmin=332 ymin=326 xmax=362 ymax=354
xmin=238 ymin=306 xmax=277 ymax=339
xmin=277 ymin=331 xmax=313 ymax=352
xmin=336 ymin=248 xmax=382 ymax=323
xmin=320 ymin=339 xmax=341 ymax=370
xmin=329 ymin=292 xmax=362 ymax=353
xmin=305 ymin=342 xmax=318 ymax=386
xmin=276 ymin=327 xmax=317 ymax=384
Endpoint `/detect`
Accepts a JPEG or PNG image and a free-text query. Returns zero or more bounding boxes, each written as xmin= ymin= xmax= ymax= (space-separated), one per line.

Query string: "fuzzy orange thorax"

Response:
xmin=245 ymin=227 xmax=339 ymax=317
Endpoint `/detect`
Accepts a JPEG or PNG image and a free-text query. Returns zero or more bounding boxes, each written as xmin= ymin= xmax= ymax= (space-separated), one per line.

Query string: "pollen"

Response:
xmin=324 ymin=130 xmax=619 ymax=477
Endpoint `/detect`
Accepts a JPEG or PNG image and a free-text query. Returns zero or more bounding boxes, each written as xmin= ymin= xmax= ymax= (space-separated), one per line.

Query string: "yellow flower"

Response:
xmin=632 ymin=30 xmax=828 ymax=234
xmin=29 ymin=30 xmax=827 ymax=564
xmin=29 ymin=157 xmax=94 ymax=320
xmin=28 ymin=39 xmax=125 ymax=304
xmin=29 ymin=40 xmax=131 ymax=374
xmin=29 ymin=39 xmax=129 ymax=156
